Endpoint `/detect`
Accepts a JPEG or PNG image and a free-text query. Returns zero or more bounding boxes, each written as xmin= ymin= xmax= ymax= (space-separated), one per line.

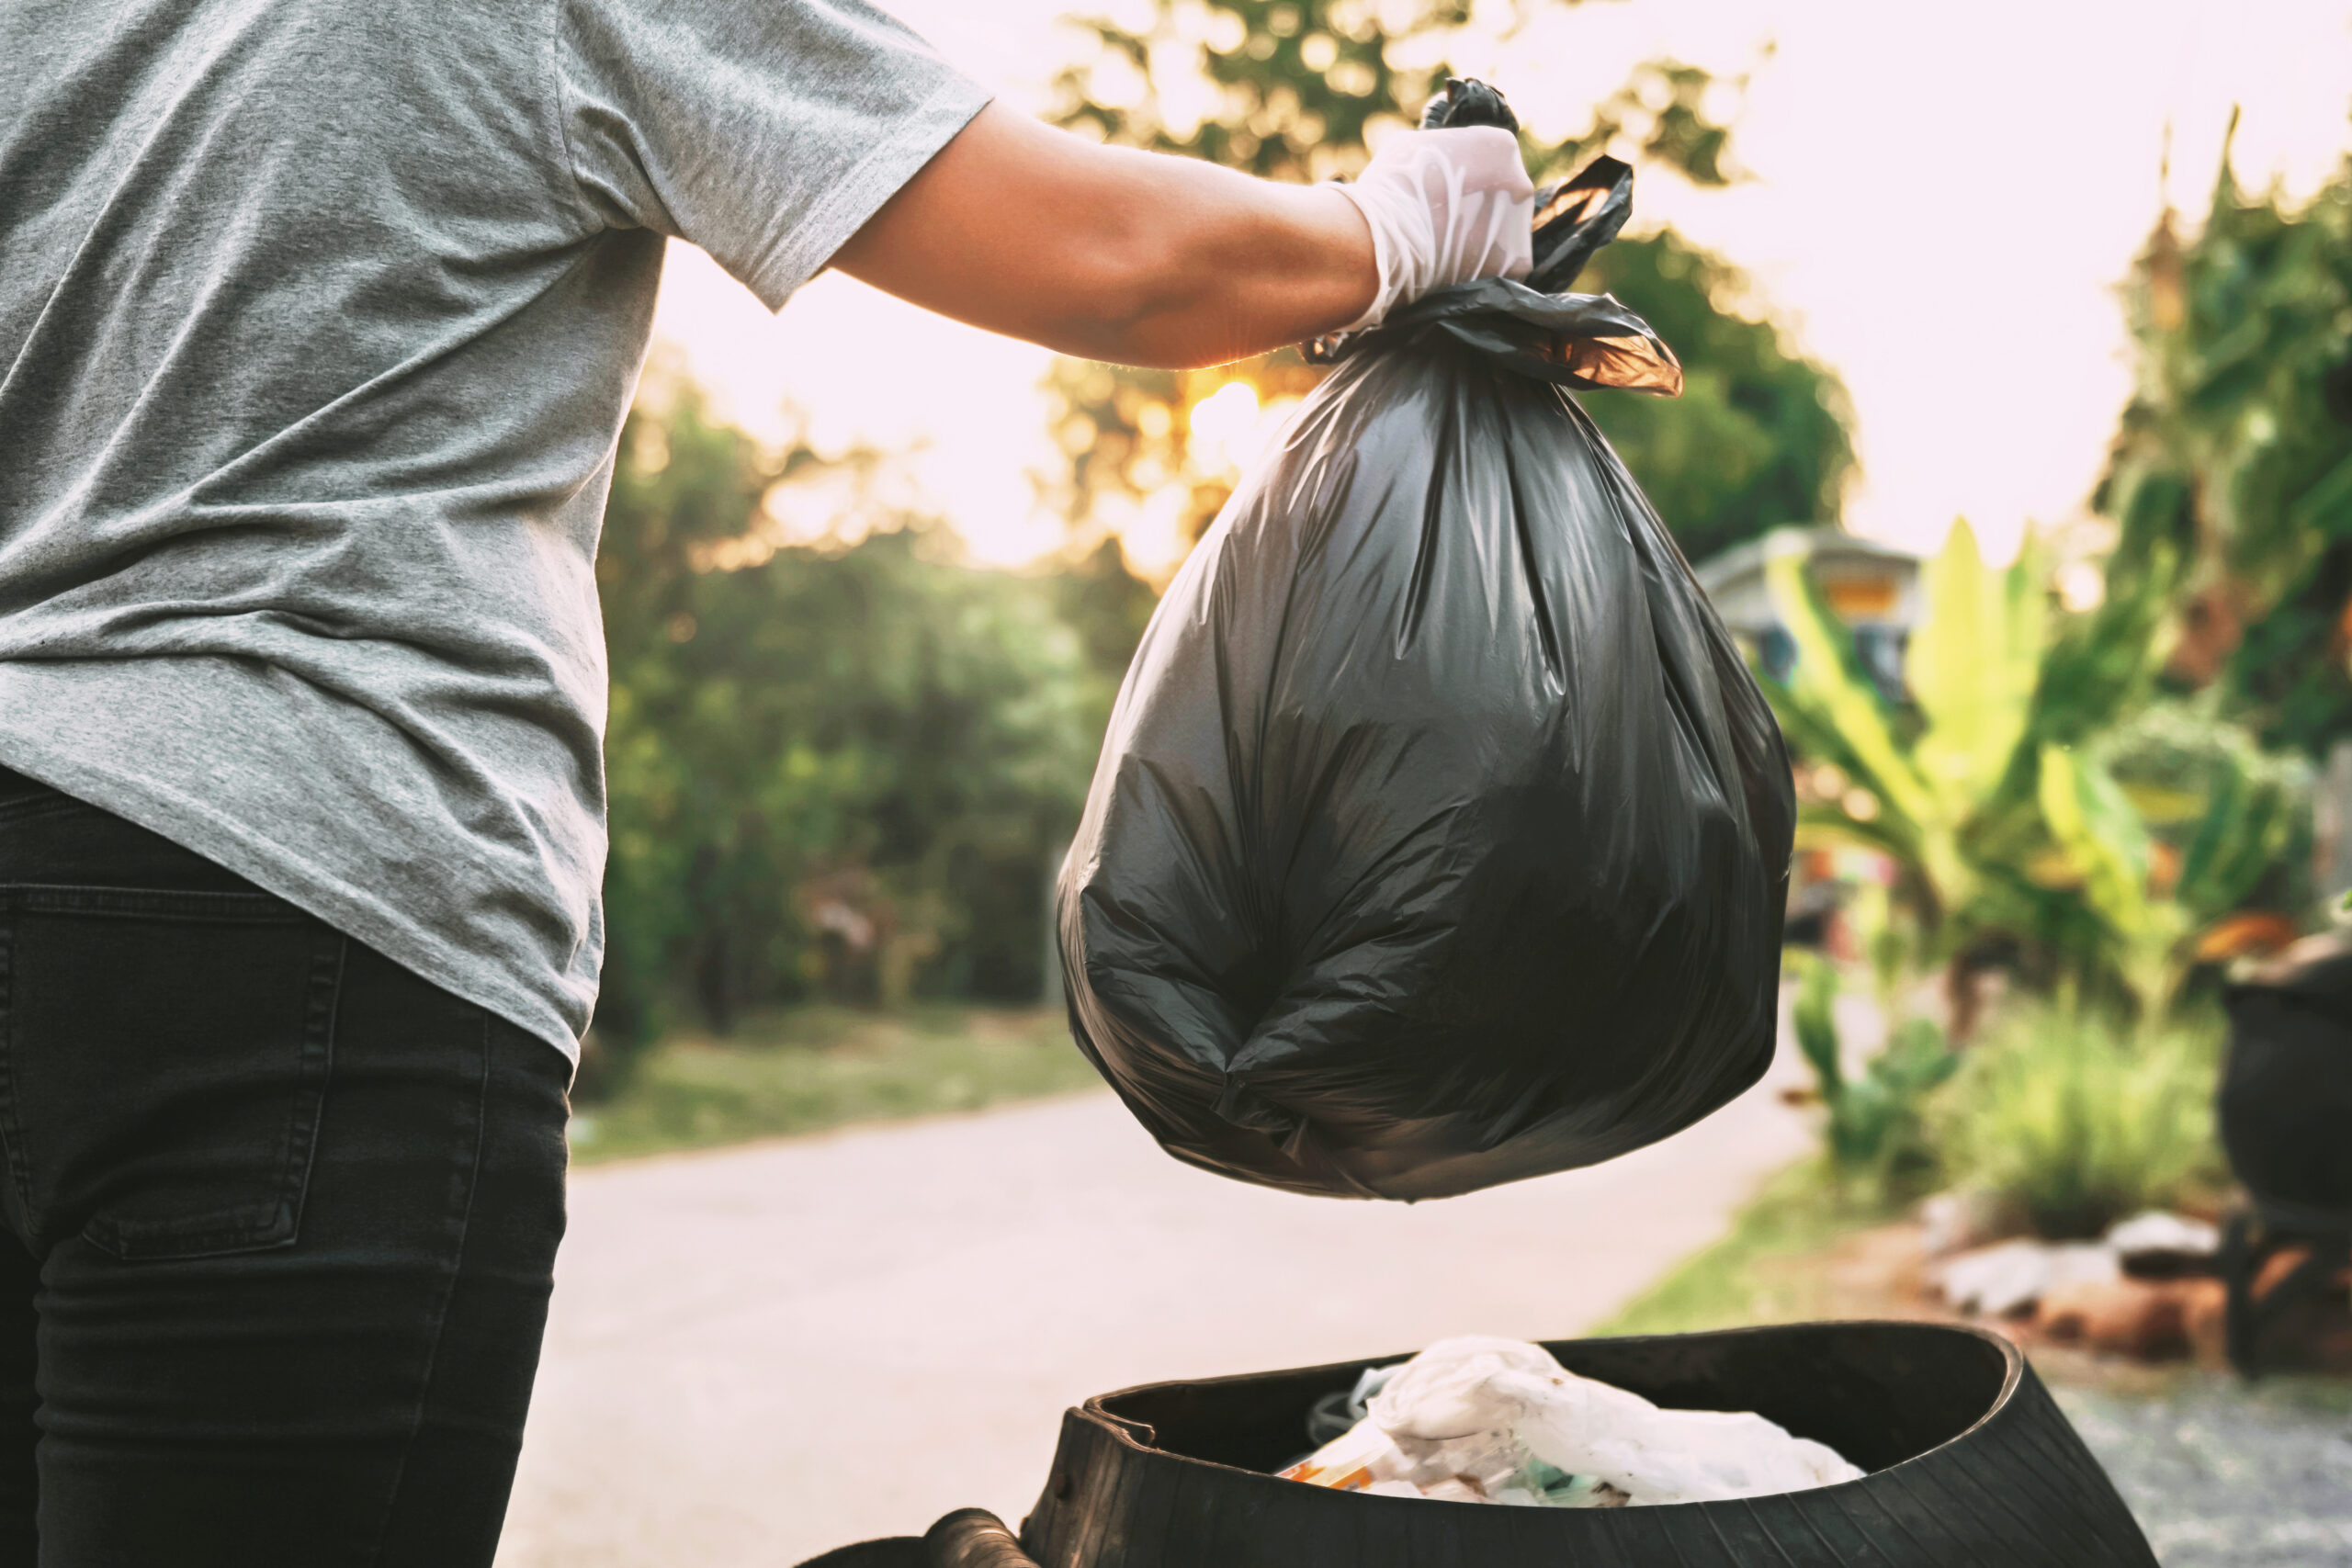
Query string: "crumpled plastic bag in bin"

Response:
xmin=1282 ymin=1337 xmax=1863 ymax=1506
xmin=1056 ymin=80 xmax=1795 ymax=1201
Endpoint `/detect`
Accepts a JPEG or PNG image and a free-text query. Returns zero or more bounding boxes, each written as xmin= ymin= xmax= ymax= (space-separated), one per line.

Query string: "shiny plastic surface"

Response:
xmin=1056 ymin=107 xmax=1793 ymax=1201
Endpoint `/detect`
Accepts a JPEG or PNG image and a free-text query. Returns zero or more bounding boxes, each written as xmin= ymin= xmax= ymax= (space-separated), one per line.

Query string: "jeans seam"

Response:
xmin=0 ymin=909 xmax=32 ymax=1238
xmin=363 ymin=1007 xmax=492 ymax=1568
xmin=275 ymin=931 xmax=345 ymax=1243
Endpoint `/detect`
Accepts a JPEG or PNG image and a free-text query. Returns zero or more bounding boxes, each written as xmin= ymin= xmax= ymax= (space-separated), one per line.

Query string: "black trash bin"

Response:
xmin=801 ymin=1322 xmax=2156 ymax=1567
xmin=2217 ymin=944 xmax=2352 ymax=1375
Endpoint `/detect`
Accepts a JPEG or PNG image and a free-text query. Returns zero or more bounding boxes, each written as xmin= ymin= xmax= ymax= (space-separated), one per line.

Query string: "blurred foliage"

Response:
xmin=2067 ymin=700 xmax=2311 ymax=1007
xmin=1050 ymin=532 xmax=1178 ymax=739
xmin=1767 ymin=520 xmax=2306 ymax=1022
xmin=568 ymin=1004 xmax=1102 ymax=1163
xmin=1574 ymin=233 xmax=1857 ymax=564
xmin=1930 ymin=999 xmax=2227 ymax=1241
xmin=1770 ymin=138 xmax=2345 ymax=1233
xmin=1610 ymin=997 xmax=2231 ymax=1320
xmin=1790 ymin=954 xmax=1956 ymax=1190
xmin=1771 ymin=521 xmax=2045 ymax=932
xmin=1050 ymin=0 xmax=1732 ymax=187
xmin=2099 ymin=124 xmax=2352 ymax=755
xmin=590 ymin=386 xmax=1108 ymax=1095
xmin=1043 ymin=0 xmax=1851 ymax=569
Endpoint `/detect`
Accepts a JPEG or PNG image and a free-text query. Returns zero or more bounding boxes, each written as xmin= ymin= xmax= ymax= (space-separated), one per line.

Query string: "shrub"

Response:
xmin=1791 ymin=955 xmax=1958 ymax=1194
xmin=1932 ymin=1000 xmax=2225 ymax=1239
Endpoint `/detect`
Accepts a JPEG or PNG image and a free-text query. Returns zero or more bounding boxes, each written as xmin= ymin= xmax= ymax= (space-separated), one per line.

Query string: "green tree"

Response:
xmin=1052 ymin=534 xmax=1163 ymax=730
xmin=2098 ymin=121 xmax=2352 ymax=754
xmin=1043 ymin=0 xmax=1851 ymax=568
xmin=591 ymin=385 xmax=1095 ymax=1091
xmin=1576 ymin=233 xmax=1855 ymax=564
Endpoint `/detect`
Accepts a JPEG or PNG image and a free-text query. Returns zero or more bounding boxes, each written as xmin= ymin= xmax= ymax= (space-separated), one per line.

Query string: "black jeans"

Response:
xmin=0 ymin=766 xmax=570 ymax=1565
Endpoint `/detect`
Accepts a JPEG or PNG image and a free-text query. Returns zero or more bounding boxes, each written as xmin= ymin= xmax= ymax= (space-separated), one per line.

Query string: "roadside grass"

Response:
xmin=568 ymin=1003 xmax=1106 ymax=1164
xmin=1593 ymin=1160 xmax=1907 ymax=1337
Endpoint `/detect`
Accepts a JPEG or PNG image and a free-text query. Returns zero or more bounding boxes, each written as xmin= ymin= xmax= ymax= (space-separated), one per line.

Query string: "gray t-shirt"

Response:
xmin=0 ymin=0 xmax=989 ymax=1060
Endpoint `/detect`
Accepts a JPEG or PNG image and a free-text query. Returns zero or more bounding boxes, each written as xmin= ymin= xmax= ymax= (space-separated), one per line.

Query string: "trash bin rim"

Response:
xmin=1067 ymin=1318 xmax=2024 ymax=1512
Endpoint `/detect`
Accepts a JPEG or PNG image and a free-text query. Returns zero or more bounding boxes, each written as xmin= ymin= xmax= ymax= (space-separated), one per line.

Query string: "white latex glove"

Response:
xmin=1330 ymin=128 xmax=1535 ymax=332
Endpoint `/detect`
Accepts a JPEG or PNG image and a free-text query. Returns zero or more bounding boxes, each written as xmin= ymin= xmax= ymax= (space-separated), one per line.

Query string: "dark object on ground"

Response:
xmin=2219 ymin=1219 xmax=2352 ymax=1376
xmin=1055 ymin=81 xmax=1792 ymax=1200
xmin=2219 ymin=948 xmax=2352 ymax=1375
xmin=794 ymin=1323 xmax=2155 ymax=1566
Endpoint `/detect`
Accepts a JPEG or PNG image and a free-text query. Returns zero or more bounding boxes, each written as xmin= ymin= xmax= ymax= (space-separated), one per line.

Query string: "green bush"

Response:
xmin=1790 ymin=955 xmax=1958 ymax=1194
xmin=1932 ymin=1001 xmax=2225 ymax=1239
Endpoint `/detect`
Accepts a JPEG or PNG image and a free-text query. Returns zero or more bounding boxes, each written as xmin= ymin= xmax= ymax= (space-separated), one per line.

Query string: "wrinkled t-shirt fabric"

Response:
xmin=0 ymin=0 xmax=990 ymax=1059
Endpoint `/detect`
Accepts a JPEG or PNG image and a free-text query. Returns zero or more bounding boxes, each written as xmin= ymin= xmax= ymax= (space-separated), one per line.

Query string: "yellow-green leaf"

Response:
xmin=2038 ymin=744 xmax=2150 ymax=937
xmin=1910 ymin=520 xmax=2040 ymax=820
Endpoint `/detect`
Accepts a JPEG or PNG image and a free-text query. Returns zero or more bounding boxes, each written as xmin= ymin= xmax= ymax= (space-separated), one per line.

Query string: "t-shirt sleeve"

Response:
xmin=556 ymin=0 xmax=992 ymax=310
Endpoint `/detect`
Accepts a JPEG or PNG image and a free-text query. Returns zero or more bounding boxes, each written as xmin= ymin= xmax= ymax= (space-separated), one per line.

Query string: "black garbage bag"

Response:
xmin=1056 ymin=81 xmax=1795 ymax=1201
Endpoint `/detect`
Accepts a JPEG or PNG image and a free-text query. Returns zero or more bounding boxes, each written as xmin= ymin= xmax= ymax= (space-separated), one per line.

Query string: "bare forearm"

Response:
xmin=831 ymin=104 xmax=1375 ymax=370
xmin=1037 ymin=143 xmax=1376 ymax=368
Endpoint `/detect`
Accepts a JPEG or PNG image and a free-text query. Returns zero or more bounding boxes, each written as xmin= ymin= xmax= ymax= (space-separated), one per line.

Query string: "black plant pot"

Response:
xmin=2217 ymin=956 xmax=2352 ymax=1374
xmin=801 ymin=1322 xmax=2156 ymax=1567
xmin=2220 ymin=955 xmax=2352 ymax=1232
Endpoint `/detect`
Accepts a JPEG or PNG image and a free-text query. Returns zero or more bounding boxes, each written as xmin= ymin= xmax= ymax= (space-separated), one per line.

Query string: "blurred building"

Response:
xmin=1693 ymin=526 xmax=1921 ymax=704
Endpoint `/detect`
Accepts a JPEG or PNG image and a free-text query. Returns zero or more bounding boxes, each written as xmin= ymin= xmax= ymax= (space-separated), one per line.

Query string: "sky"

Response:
xmin=646 ymin=0 xmax=2352 ymax=573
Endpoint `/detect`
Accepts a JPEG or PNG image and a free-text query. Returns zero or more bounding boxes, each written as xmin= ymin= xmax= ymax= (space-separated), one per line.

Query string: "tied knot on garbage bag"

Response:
xmin=1057 ymin=79 xmax=1794 ymax=1201
xmin=1308 ymin=78 xmax=1685 ymax=398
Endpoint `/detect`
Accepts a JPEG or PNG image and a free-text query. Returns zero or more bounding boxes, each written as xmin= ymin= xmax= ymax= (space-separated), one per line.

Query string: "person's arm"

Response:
xmin=829 ymin=103 xmax=1531 ymax=371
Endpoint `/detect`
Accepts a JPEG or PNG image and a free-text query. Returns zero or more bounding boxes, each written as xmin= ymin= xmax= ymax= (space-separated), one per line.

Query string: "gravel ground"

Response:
xmin=2061 ymin=1375 xmax=2352 ymax=1567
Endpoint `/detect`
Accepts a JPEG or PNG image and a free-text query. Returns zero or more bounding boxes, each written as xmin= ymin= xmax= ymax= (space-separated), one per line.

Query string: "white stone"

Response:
xmin=1933 ymin=1238 xmax=2120 ymax=1317
xmin=2105 ymin=1211 xmax=2221 ymax=1261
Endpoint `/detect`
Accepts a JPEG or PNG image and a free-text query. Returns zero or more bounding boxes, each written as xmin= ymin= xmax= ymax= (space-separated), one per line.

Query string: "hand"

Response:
xmin=1329 ymin=127 xmax=1535 ymax=332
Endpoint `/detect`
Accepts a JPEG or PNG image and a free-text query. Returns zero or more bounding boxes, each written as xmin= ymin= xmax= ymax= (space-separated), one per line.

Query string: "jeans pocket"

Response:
xmin=0 ymin=886 xmax=343 ymax=1260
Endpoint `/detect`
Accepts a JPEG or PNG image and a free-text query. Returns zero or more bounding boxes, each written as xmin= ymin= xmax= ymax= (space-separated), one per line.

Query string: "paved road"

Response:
xmin=496 ymin=1039 xmax=1813 ymax=1567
